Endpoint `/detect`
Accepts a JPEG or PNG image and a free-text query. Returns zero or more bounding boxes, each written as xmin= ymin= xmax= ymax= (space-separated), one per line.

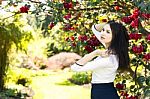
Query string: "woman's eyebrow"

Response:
xmin=105 ymin=29 xmax=111 ymax=31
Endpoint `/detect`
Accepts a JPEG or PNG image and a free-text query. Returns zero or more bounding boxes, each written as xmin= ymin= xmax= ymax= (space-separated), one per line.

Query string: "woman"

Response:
xmin=71 ymin=20 xmax=133 ymax=99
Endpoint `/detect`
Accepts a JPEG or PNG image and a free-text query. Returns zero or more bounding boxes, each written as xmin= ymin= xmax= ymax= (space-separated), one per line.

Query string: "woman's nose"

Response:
xmin=101 ymin=31 xmax=106 ymax=35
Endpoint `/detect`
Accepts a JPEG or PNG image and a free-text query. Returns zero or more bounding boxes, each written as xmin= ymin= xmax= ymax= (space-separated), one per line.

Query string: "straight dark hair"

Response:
xmin=107 ymin=21 xmax=130 ymax=71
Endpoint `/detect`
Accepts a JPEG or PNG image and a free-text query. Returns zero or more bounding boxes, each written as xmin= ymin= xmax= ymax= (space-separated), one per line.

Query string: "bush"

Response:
xmin=68 ymin=72 xmax=91 ymax=85
xmin=0 ymin=88 xmax=30 ymax=99
xmin=6 ymin=68 xmax=32 ymax=87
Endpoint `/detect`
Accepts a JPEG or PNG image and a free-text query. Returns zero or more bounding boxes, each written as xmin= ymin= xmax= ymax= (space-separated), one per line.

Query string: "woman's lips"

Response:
xmin=101 ymin=36 xmax=105 ymax=39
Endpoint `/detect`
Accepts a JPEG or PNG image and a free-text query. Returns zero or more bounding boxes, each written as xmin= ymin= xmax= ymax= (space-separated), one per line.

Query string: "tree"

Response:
xmin=0 ymin=8 xmax=32 ymax=90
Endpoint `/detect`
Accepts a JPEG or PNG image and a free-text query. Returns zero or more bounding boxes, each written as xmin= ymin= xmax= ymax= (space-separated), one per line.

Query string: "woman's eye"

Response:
xmin=102 ymin=28 xmax=104 ymax=31
xmin=106 ymin=30 xmax=110 ymax=33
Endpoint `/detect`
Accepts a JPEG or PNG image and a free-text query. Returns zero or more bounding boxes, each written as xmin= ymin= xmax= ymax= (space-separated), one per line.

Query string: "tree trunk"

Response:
xmin=0 ymin=41 xmax=7 ymax=91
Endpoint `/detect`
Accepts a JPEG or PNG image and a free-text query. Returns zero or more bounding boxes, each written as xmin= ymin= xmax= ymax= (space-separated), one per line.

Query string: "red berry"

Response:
xmin=130 ymin=18 xmax=139 ymax=28
xmin=84 ymin=45 xmax=93 ymax=53
xmin=78 ymin=35 xmax=88 ymax=42
xmin=64 ymin=13 xmax=71 ymax=20
xmin=114 ymin=6 xmax=120 ymax=11
xmin=116 ymin=83 xmax=124 ymax=90
xmin=121 ymin=16 xmax=133 ymax=24
xmin=129 ymin=33 xmax=142 ymax=41
xmin=49 ymin=22 xmax=55 ymax=29
xmin=70 ymin=36 xmax=75 ymax=41
xmin=146 ymin=34 xmax=150 ymax=41
xmin=63 ymin=2 xmax=73 ymax=9
xmin=65 ymin=37 xmax=69 ymax=41
xmin=143 ymin=53 xmax=150 ymax=61
xmin=71 ymin=42 xmax=76 ymax=47
xmin=20 ymin=6 xmax=29 ymax=13
xmin=141 ymin=13 xmax=150 ymax=19
xmin=132 ymin=45 xmax=144 ymax=54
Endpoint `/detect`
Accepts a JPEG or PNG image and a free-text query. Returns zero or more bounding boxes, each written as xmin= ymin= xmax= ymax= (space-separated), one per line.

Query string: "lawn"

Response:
xmin=31 ymin=69 xmax=91 ymax=99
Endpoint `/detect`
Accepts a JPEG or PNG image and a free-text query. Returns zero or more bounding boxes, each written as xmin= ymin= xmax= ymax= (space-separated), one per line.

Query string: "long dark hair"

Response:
xmin=107 ymin=21 xmax=130 ymax=71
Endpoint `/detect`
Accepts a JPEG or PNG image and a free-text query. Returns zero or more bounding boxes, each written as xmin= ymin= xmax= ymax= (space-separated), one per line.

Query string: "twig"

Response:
xmin=1 ymin=13 xmax=18 ymax=21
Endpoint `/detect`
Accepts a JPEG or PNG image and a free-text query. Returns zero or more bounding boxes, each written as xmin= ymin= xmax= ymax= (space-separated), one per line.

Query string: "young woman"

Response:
xmin=71 ymin=20 xmax=133 ymax=99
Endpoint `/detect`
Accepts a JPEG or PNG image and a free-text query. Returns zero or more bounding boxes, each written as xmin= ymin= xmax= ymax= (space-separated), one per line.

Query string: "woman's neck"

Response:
xmin=104 ymin=43 xmax=110 ymax=49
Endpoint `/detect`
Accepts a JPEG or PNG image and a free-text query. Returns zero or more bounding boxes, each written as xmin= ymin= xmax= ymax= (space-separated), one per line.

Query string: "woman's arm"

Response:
xmin=75 ymin=49 xmax=106 ymax=65
xmin=71 ymin=54 xmax=116 ymax=72
xmin=91 ymin=24 xmax=106 ymax=47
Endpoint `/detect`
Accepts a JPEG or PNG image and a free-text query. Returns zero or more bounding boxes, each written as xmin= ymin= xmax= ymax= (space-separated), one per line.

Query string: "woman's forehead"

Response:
xmin=103 ymin=24 xmax=111 ymax=30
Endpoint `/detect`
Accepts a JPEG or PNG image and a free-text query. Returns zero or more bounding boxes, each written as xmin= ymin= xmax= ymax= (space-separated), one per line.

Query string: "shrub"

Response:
xmin=68 ymin=72 xmax=91 ymax=85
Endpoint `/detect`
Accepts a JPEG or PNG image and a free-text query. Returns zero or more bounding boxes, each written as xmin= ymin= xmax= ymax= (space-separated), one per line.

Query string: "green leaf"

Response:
xmin=144 ymin=90 xmax=150 ymax=98
xmin=96 ymin=0 xmax=103 ymax=2
xmin=146 ymin=76 xmax=150 ymax=86
xmin=47 ymin=1 xmax=52 ymax=6
xmin=143 ymin=86 xmax=150 ymax=93
xmin=137 ymin=76 xmax=145 ymax=87
xmin=122 ymin=80 xmax=126 ymax=84
xmin=146 ymin=63 xmax=150 ymax=71
xmin=130 ymin=85 xmax=135 ymax=89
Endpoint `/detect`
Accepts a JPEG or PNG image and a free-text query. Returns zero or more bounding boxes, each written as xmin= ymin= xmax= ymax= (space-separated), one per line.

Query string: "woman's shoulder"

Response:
xmin=101 ymin=50 xmax=116 ymax=58
xmin=94 ymin=54 xmax=118 ymax=68
xmin=101 ymin=54 xmax=118 ymax=63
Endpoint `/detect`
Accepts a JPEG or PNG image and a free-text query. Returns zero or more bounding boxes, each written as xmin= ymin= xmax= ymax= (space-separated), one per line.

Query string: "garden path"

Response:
xmin=31 ymin=70 xmax=91 ymax=99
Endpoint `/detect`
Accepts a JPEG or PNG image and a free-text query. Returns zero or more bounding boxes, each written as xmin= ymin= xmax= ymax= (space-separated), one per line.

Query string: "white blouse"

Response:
xmin=70 ymin=24 xmax=119 ymax=84
xmin=71 ymin=55 xmax=119 ymax=83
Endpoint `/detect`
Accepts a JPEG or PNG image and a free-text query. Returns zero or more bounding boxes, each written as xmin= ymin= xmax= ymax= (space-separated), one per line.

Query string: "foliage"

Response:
xmin=6 ymin=67 xmax=32 ymax=87
xmin=6 ymin=67 xmax=52 ymax=86
xmin=8 ymin=29 xmax=51 ymax=71
xmin=0 ymin=11 xmax=33 ymax=90
xmin=0 ymin=87 xmax=34 ymax=99
xmin=0 ymin=67 xmax=35 ymax=99
xmin=0 ymin=88 xmax=21 ymax=98
xmin=21 ymin=32 xmax=50 ymax=69
xmin=68 ymin=72 xmax=91 ymax=85
xmin=47 ymin=23 xmax=72 ymax=56
xmin=2 ymin=67 xmax=52 ymax=98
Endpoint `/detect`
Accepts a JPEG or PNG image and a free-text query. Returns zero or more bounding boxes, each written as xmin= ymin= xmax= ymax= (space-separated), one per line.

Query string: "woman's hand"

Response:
xmin=75 ymin=49 xmax=109 ymax=66
xmin=91 ymin=49 xmax=102 ymax=56
xmin=91 ymin=49 xmax=109 ymax=57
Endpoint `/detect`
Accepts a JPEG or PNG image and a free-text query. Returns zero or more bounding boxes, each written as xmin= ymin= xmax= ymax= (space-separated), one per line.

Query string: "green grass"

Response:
xmin=31 ymin=70 xmax=91 ymax=99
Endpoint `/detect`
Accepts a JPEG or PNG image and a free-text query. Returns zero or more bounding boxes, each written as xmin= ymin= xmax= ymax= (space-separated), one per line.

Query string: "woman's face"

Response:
xmin=100 ymin=24 xmax=113 ymax=47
